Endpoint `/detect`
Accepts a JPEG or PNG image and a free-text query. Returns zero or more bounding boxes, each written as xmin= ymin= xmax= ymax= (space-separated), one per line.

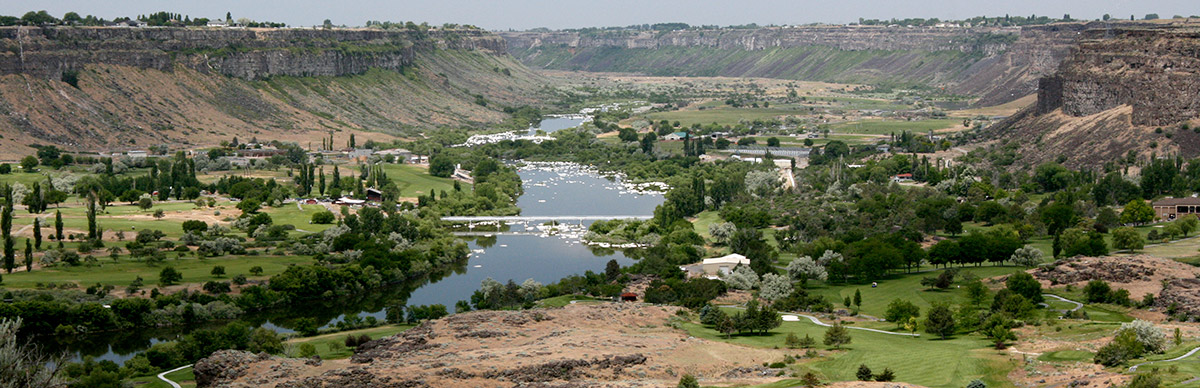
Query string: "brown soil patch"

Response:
xmin=196 ymin=303 xmax=790 ymax=387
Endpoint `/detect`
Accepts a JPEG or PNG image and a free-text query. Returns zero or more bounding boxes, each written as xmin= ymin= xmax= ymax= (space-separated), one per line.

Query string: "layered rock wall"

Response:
xmin=1036 ymin=27 xmax=1200 ymax=126
xmin=502 ymin=25 xmax=1017 ymax=53
xmin=0 ymin=27 xmax=507 ymax=80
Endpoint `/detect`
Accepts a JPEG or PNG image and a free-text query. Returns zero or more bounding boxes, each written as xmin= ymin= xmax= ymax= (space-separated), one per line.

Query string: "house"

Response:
xmin=891 ymin=173 xmax=913 ymax=182
xmin=375 ymin=148 xmax=413 ymax=162
xmin=700 ymin=254 xmax=749 ymax=276
xmin=1152 ymin=197 xmax=1200 ymax=220
xmin=126 ymin=20 xmax=148 ymax=28
xmin=365 ymin=188 xmax=383 ymax=202
xmin=126 ymin=150 xmax=148 ymax=159
xmin=335 ymin=197 xmax=365 ymax=206
xmin=206 ymin=20 xmax=227 ymax=27
xmin=620 ymin=292 xmax=638 ymax=302
xmin=662 ymin=132 xmax=688 ymax=141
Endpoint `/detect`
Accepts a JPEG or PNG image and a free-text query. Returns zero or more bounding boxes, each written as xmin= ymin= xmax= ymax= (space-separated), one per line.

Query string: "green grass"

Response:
xmin=1037 ymin=350 xmax=1095 ymax=362
xmin=286 ymin=324 xmax=414 ymax=359
xmin=536 ymin=294 xmax=608 ymax=307
xmin=378 ymin=164 xmax=464 ymax=198
xmin=1 ymin=254 xmax=312 ymax=289
xmin=691 ymin=210 xmax=723 ymax=242
xmin=264 ymin=204 xmax=335 ymax=234
xmin=643 ymin=106 xmax=805 ymax=127
xmin=129 ymin=366 xmax=195 ymax=388
xmin=830 ymin=118 xmax=961 ymax=135
xmin=808 ymin=266 xmax=1023 ymax=318
xmin=682 ymin=318 xmax=1015 ymax=388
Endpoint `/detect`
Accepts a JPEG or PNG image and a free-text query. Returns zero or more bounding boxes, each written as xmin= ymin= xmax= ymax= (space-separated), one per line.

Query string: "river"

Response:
xmin=47 ymin=160 xmax=663 ymax=365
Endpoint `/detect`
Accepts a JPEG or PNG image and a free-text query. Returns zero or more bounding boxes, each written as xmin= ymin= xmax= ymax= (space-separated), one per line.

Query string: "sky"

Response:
xmin=2 ymin=0 xmax=1196 ymax=30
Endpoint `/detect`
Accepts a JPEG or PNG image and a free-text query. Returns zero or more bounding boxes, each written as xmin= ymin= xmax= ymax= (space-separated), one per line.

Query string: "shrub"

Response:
xmin=311 ymin=211 xmax=336 ymax=224
xmin=874 ymin=368 xmax=895 ymax=382
xmin=856 ymin=364 xmax=873 ymax=381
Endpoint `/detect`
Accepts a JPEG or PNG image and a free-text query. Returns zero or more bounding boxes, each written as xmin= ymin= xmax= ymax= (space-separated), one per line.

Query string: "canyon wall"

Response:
xmin=0 ymin=26 xmax=540 ymax=158
xmin=1036 ymin=27 xmax=1200 ymax=126
xmin=502 ymin=23 xmax=1136 ymax=105
xmin=0 ymin=27 xmax=507 ymax=80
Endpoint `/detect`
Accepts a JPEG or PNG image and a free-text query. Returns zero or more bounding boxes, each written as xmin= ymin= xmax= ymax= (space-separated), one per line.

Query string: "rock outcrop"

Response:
xmin=985 ymin=23 xmax=1200 ymax=169
xmin=500 ymin=23 xmax=1123 ymax=105
xmin=0 ymin=27 xmax=506 ymax=80
xmin=195 ymin=303 xmax=789 ymax=387
xmin=1034 ymin=26 xmax=1200 ymax=126
xmin=0 ymin=26 xmax=542 ymax=158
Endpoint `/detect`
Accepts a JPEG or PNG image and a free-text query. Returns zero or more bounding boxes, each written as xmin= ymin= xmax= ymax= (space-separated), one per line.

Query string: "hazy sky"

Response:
xmin=2 ymin=1 xmax=1195 ymax=30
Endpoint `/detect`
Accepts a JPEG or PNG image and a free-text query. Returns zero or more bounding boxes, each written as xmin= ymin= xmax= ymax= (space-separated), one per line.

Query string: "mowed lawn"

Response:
xmin=285 ymin=324 xmax=414 ymax=359
xmin=264 ymin=204 xmax=336 ymax=234
xmin=129 ymin=367 xmax=195 ymax=388
xmin=830 ymin=118 xmax=961 ymax=135
xmin=807 ymin=266 xmax=1023 ymax=318
xmin=1 ymin=254 xmax=312 ymax=289
xmin=378 ymin=164 xmax=464 ymax=198
xmin=683 ymin=318 xmax=1015 ymax=388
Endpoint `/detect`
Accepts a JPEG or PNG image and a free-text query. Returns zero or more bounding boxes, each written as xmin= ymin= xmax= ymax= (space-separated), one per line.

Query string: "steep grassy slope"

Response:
xmin=0 ymin=48 xmax=541 ymax=159
xmin=512 ymin=44 xmax=984 ymax=88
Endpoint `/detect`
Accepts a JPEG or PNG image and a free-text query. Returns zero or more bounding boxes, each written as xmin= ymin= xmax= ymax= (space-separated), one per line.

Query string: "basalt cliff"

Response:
xmin=0 ymin=27 xmax=542 ymax=158
xmin=988 ymin=24 xmax=1200 ymax=168
xmin=502 ymin=22 xmax=1147 ymax=106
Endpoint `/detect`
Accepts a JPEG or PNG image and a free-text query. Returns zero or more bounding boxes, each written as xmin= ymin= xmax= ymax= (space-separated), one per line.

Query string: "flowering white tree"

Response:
xmin=760 ymin=273 xmax=794 ymax=303
xmin=787 ymin=256 xmax=828 ymax=281
xmin=708 ymin=222 xmax=737 ymax=245
xmin=722 ymin=265 xmax=760 ymax=290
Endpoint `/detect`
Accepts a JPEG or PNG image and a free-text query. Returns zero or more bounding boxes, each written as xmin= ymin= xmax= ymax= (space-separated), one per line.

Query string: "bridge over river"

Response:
xmin=442 ymin=215 xmax=653 ymax=224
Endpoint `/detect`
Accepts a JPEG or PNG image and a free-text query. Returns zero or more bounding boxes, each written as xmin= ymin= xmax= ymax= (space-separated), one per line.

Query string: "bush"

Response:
xmin=874 ymin=368 xmax=895 ymax=382
xmin=857 ymin=364 xmax=873 ymax=381
xmin=311 ymin=211 xmax=336 ymax=224
xmin=967 ymin=379 xmax=987 ymax=388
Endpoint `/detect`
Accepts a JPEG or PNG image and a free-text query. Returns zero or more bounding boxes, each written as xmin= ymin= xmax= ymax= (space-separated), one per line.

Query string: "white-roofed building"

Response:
xmin=700 ymin=253 xmax=749 ymax=276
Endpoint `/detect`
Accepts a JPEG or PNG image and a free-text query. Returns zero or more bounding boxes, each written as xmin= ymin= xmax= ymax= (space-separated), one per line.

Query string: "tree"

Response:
xmin=722 ymin=265 xmax=759 ymax=290
xmin=1009 ymin=245 xmax=1044 ymax=267
xmin=32 ymin=218 xmax=41 ymax=250
xmin=884 ymin=299 xmax=920 ymax=327
xmin=924 ymin=303 xmax=956 ymax=339
xmin=786 ymin=255 xmax=828 ymax=282
xmin=676 ymin=374 xmax=700 ymax=388
xmin=767 ymin=137 xmax=781 ymax=147
xmin=1120 ymin=199 xmax=1154 ymax=225
xmin=211 ymin=266 xmax=226 ymax=278
xmin=823 ymin=321 xmax=852 ymax=349
xmin=250 ymin=266 xmax=264 ymax=276
xmin=801 ymin=372 xmax=821 ymax=387
xmin=760 ymin=273 xmax=793 ymax=303
xmin=640 ymin=132 xmax=658 ymax=154
xmin=54 ymin=210 xmax=63 ymax=241
xmin=322 ymin=19 xmax=333 ymax=29
xmin=605 ymin=259 xmax=621 ymax=281
xmin=0 ymin=318 xmax=64 ymax=387
xmin=856 ymin=364 xmax=873 ymax=381
xmin=23 ymin=240 xmax=31 ymax=272
xmin=853 ymin=289 xmax=862 ymax=308
xmin=1005 ymin=272 xmax=1043 ymax=304
xmin=137 ymin=197 xmax=153 ymax=211
xmin=1176 ymin=214 xmax=1198 ymax=237
xmin=874 ymin=368 xmax=895 ymax=382
xmin=311 ymin=211 xmax=335 ymax=224
xmin=237 ymin=199 xmax=261 ymax=214
xmin=1111 ymin=226 xmax=1145 ymax=252
xmin=20 ymin=155 xmax=38 ymax=172
xmin=991 ymin=326 xmax=1016 ymax=349
xmin=159 ymin=267 xmax=182 ymax=286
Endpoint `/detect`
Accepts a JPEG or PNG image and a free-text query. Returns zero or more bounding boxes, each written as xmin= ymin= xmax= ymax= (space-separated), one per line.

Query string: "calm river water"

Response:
xmin=51 ymin=157 xmax=662 ymax=364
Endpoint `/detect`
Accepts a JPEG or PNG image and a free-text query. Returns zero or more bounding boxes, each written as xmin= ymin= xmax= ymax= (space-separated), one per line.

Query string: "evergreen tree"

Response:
xmin=54 ymin=210 xmax=64 ymax=241
xmin=86 ymin=192 xmax=98 ymax=239
xmin=32 ymin=217 xmax=41 ymax=249
xmin=1 ymin=185 xmax=11 ymax=274
xmin=331 ymin=166 xmax=341 ymax=190
xmin=23 ymin=239 xmax=31 ymax=272
xmin=319 ymin=167 xmax=326 ymax=195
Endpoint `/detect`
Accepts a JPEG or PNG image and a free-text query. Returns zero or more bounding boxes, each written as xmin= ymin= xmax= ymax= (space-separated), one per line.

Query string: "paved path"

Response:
xmin=788 ymin=314 xmax=921 ymax=337
xmin=1042 ymin=294 xmax=1083 ymax=313
xmin=1129 ymin=345 xmax=1200 ymax=372
xmin=157 ymin=364 xmax=192 ymax=388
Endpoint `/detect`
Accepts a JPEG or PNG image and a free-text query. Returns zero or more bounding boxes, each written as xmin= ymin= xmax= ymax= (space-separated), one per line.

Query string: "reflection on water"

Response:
xmin=45 ymin=162 xmax=664 ymax=364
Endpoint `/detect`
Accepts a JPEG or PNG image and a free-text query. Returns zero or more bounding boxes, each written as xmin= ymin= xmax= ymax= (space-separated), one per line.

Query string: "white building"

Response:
xmin=701 ymin=254 xmax=749 ymax=276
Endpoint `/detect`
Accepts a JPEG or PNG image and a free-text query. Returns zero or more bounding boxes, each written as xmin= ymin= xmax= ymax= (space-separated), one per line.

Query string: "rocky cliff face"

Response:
xmin=1036 ymin=27 xmax=1200 ymax=126
xmin=0 ymin=27 xmax=540 ymax=158
xmin=502 ymin=26 xmax=1016 ymax=53
xmin=0 ymin=27 xmax=507 ymax=80
xmin=502 ymin=22 xmax=1155 ymax=106
xmin=986 ymin=24 xmax=1200 ymax=169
